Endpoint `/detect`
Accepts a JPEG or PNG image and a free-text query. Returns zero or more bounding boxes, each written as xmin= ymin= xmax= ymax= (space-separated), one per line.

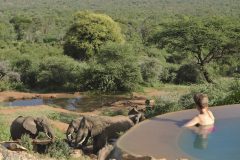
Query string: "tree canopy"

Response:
xmin=63 ymin=11 xmax=124 ymax=61
xmin=149 ymin=17 xmax=240 ymax=83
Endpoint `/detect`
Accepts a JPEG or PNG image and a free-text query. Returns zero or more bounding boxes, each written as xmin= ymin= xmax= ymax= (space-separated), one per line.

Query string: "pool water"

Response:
xmin=178 ymin=118 xmax=240 ymax=160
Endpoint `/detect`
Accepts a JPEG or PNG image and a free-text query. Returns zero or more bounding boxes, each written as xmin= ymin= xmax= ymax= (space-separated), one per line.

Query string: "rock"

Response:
xmin=3 ymin=143 xmax=28 ymax=151
xmin=70 ymin=149 xmax=84 ymax=158
xmin=0 ymin=145 xmax=37 ymax=160
xmin=89 ymin=153 xmax=98 ymax=160
xmin=98 ymin=144 xmax=114 ymax=160
xmin=122 ymin=154 xmax=157 ymax=160
xmin=0 ymin=152 xmax=3 ymax=160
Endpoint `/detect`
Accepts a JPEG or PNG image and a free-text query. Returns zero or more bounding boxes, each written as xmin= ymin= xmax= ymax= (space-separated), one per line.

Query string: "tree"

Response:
xmin=9 ymin=16 xmax=32 ymax=41
xmin=63 ymin=11 xmax=124 ymax=61
xmin=0 ymin=22 xmax=15 ymax=41
xmin=81 ymin=42 xmax=142 ymax=92
xmin=149 ymin=16 xmax=240 ymax=83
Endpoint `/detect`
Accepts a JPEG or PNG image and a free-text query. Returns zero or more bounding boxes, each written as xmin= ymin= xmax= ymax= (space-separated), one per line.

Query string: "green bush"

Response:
xmin=0 ymin=117 xmax=10 ymax=141
xmin=0 ymin=61 xmax=20 ymax=82
xmin=176 ymin=63 xmax=204 ymax=84
xmin=101 ymin=109 xmax=128 ymax=116
xmin=20 ymin=134 xmax=33 ymax=152
xmin=160 ymin=64 xmax=179 ymax=83
xmin=37 ymin=56 xmax=86 ymax=91
xmin=218 ymin=79 xmax=240 ymax=105
xmin=11 ymin=56 xmax=39 ymax=88
xmin=145 ymin=97 xmax=183 ymax=118
xmin=0 ymin=60 xmax=23 ymax=91
xmin=140 ymin=57 xmax=163 ymax=84
xmin=81 ymin=43 xmax=142 ymax=92
xmin=47 ymin=112 xmax=79 ymax=124
xmin=0 ymin=80 xmax=12 ymax=91
xmin=179 ymin=79 xmax=239 ymax=108
xmin=47 ymin=139 xmax=71 ymax=159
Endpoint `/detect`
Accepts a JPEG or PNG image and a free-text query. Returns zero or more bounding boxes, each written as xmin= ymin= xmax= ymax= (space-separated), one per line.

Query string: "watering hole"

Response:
xmin=0 ymin=95 xmax=128 ymax=112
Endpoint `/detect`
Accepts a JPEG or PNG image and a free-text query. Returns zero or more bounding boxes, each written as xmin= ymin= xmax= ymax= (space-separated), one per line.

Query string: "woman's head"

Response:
xmin=193 ymin=93 xmax=209 ymax=110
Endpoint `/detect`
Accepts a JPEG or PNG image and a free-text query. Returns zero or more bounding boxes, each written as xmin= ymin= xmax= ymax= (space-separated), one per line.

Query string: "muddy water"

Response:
xmin=0 ymin=95 xmax=128 ymax=112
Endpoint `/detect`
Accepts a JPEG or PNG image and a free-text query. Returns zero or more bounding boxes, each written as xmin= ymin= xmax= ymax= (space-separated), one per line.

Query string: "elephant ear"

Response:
xmin=23 ymin=117 xmax=37 ymax=134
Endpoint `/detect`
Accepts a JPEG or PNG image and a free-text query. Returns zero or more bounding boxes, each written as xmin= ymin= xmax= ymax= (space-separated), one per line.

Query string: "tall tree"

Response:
xmin=63 ymin=11 xmax=124 ymax=61
xmin=149 ymin=17 xmax=240 ymax=83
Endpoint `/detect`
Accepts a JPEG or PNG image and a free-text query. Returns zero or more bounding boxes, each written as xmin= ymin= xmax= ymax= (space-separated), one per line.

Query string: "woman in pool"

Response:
xmin=184 ymin=93 xmax=215 ymax=127
xmin=184 ymin=93 xmax=215 ymax=149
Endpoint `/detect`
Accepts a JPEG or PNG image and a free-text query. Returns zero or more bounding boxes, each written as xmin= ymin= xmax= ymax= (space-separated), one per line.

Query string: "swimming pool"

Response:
xmin=179 ymin=118 xmax=240 ymax=160
xmin=117 ymin=104 xmax=240 ymax=159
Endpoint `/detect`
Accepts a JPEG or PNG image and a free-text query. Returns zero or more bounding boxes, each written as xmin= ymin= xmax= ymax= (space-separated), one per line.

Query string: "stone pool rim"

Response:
xmin=116 ymin=104 xmax=240 ymax=159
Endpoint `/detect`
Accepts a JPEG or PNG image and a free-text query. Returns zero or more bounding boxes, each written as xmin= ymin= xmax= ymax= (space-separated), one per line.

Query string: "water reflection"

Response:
xmin=0 ymin=95 xmax=128 ymax=112
xmin=188 ymin=125 xmax=215 ymax=150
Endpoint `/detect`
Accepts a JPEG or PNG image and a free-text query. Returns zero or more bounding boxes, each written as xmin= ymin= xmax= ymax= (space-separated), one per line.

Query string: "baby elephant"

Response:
xmin=10 ymin=116 xmax=55 ymax=141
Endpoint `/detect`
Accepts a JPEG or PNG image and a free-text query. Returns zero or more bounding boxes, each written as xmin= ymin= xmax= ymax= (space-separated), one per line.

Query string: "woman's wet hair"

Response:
xmin=193 ymin=93 xmax=209 ymax=109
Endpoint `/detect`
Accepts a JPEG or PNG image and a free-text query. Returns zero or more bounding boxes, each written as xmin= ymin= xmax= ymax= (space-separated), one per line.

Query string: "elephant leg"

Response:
xmin=93 ymin=134 xmax=107 ymax=154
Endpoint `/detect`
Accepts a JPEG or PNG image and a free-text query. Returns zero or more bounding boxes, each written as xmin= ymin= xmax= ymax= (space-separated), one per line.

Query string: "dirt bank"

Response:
xmin=0 ymin=91 xmax=81 ymax=102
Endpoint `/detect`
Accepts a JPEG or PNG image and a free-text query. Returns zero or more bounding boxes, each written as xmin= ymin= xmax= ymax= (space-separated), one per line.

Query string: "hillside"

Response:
xmin=1 ymin=0 xmax=239 ymax=40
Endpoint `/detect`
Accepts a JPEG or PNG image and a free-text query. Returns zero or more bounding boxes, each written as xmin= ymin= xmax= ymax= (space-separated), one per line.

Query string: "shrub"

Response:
xmin=179 ymin=79 xmax=239 ymax=108
xmin=20 ymin=134 xmax=33 ymax=152
xmin=140 ymin=57 xmax=163 ymax=84
xmin=0 ymin=117 xmax=10 ymax=141
xmin=176 ymin=63 xmax=204 ymax=84
xmin=218 ymin=79 xmax=240 ymax=105
xmin=47 ymin=139 xmax=71 ymax=159
xmin=37 ymin=56 xmax=86 ymax=91
xmin=3 ymin=71 xmax=21 ymax=82
xmin=101 ymin=109 xmax=128 ymax=116
xmin=178 ymin=93 xmax=195 ymax=109
xmin=47 ymin=112 xmax=79 ymax=124
xmin=11 ymin=56 xmax=39 ymax=88
xmin=81 ymin=43 xmax=142 ymax=92
xmin=160 ymin=64 xmax=179 ymax=83
xmin=0 ymin=60 xmax=23 ymax=91
xmin=145 ymin=97 xmax=183 ymax=118
xmin=0 ymin=81 xmax=11 ymax=91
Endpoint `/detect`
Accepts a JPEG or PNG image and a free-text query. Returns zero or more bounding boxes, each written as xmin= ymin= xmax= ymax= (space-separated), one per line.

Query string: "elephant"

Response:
xmin=128 ymin=107 xmax=145 ymax=124
xmin=10 ymin=116 xmax=55 ymax=141
xmin=66 ymin=117 xmax=90 ymax=146
xmin=74 ymin=115 xmax=134 ymax=153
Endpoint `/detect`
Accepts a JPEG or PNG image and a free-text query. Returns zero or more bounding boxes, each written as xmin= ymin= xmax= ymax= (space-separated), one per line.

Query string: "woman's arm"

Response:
xmin=183 ymin=116 xmax=200 ymax=127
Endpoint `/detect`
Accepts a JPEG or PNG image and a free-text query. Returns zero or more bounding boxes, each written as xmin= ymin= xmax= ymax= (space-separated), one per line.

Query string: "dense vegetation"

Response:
xmin=0 ymin=0 xmax=239 ymax=94
xmin=0 ymin=2 xmax=239 ymax=159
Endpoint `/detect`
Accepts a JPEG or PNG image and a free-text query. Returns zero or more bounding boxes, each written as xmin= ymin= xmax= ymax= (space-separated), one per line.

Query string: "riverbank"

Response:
xmin=0 ymin=91 xmax=81 ymax=102
xmin=0 ymin=86 xmax=190 ymax=159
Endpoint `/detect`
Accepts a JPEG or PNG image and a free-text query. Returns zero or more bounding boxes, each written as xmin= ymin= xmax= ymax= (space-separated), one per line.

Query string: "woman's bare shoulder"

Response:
xmin=208 ymin=110 xmax=215 ymax=119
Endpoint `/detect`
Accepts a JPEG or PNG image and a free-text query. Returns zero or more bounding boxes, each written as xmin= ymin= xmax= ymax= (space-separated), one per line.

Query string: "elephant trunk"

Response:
xmin=44 ymin=126 xmax=55 ymax=141
xmin=66 ymin=126 xmax=74 ymax=142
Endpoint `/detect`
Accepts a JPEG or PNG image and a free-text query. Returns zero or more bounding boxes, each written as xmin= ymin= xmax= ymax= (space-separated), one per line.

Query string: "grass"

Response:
xmin=0 ymin=115 xmax=10 ymax=141
xmin=101 ymin=108 xmax=128 ymax=116
xmin=47 ymin=112 xmax=79 ymax=124
xmin=0 ymin=106 xmax=78 ymax=142
xmin=0 ymin=105 xmax=92 ymax=159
